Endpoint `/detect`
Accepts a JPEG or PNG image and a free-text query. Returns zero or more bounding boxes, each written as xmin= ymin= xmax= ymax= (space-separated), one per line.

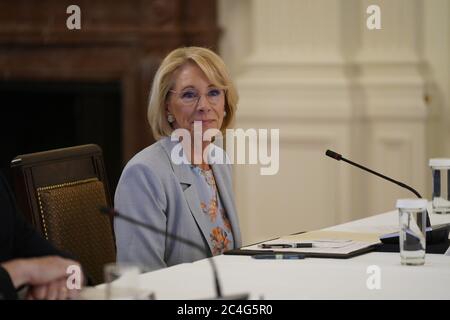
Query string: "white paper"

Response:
xmin=445 ymin=245 xmax=450 ymax=256
xmin=245 ymin=241 xmax=378 ymax=255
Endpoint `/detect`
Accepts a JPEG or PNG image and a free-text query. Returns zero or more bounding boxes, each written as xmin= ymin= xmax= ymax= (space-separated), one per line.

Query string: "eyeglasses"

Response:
xmin=169 ymin=87 xmax=224 ymax=106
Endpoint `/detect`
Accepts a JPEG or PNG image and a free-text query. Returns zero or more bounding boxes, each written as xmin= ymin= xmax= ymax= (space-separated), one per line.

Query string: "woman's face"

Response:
xmin=166 ymin=62 xmax=225 ymax=136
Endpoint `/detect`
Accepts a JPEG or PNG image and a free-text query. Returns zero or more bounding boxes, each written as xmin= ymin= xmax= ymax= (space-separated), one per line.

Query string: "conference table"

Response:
xmin=86 ymin=206 xmax=450 ymax=300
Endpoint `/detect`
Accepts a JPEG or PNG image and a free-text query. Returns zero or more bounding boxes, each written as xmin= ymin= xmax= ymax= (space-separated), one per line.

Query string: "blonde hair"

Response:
xmin=147 ymin=47 xmax=238 ymax=140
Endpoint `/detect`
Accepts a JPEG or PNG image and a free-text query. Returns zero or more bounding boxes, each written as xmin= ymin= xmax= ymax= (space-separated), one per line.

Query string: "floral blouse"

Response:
xmin=190 ymin=165 xmax=234 ymax=255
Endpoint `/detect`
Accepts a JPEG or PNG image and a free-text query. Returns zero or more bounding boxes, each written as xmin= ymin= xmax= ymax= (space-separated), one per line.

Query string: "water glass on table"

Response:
xmin=104 ymin=263 xmax=142 ymax=300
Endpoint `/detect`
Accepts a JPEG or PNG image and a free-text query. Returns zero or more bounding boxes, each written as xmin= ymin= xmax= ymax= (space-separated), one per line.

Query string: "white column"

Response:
xmin=220 ymin=0 xmax=353 ymax=244
xmin=219 ymin=0 xmax=428 ymax=244
xmin=423 ymin=0 xmax=450 ymax=196
xmin=355 ymin=0 xmax=427 ymax=215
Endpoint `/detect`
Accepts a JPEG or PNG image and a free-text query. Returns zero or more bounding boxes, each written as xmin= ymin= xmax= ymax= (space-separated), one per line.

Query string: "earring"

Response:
xmin=224 ymin=110 xmax=227 ymax=117
xmin=167 ymin=113 xmax=175 ymax=123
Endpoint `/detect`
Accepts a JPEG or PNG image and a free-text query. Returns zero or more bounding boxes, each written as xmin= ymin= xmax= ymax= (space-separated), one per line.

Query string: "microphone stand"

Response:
xmin=325 ymin=150 xmax=450 ymax=245
xmin=100 ymin=207 xmax=248 ymax=300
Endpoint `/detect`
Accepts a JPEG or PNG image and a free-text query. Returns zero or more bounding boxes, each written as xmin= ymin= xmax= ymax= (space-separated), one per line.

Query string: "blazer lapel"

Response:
xmin=181 ymin=183 xmax=214 ymax=255
xmin=159 ymin=137 xmax=214 ymax=255
xmin=211 ymin=163 xmax=242 ymax=248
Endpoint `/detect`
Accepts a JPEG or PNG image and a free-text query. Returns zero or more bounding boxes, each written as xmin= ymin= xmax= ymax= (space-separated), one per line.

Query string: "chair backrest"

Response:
xmin=11 ymin=144 xmax=116 ymax=285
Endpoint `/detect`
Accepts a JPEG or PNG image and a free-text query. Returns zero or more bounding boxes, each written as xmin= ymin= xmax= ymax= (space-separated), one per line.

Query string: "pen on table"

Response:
xmin=252 ymin=253 xmax=306 ymax=260
xmin=259 ymin=243 xmax=313 ymax=249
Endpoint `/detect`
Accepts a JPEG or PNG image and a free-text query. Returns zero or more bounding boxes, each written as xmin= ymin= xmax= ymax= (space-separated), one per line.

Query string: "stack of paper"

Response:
xmin=241 ymin=230 xmax=381 ymax=257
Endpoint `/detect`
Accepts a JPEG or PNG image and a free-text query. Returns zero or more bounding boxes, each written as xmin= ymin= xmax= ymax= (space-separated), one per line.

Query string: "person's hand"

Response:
xmin=1 ymin=256 xmax=83 ymax=299
xmin=25 ymin=278 xmax=79 ymax=300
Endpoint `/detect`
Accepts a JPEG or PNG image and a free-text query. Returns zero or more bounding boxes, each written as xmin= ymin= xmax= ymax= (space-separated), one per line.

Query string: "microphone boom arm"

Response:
xmin=325 ymin=149 xmax=430 ymax=228
xmin=100 ymin=207 xmax=225 ymax=298
xmin=341 ymin=157 xmax=422 ymax=199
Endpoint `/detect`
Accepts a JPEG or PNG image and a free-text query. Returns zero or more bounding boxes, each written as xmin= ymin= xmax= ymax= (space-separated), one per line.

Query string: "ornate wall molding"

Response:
xmin=220 ymin=0 xmax=428 ymax=244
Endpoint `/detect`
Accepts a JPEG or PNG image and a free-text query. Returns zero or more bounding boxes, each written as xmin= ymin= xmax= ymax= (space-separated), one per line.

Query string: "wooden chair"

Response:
xmin=11 ymin=144 xmax=116 ymax=285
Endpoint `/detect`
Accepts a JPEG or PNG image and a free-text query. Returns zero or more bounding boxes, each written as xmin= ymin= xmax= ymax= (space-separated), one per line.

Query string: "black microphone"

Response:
xmin=100 ymin=207 xmax=248 ymax=300
xmin=325 ymin=150 xmax=450 ymax=245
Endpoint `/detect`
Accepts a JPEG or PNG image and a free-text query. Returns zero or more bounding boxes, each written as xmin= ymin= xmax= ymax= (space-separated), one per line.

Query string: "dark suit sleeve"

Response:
xmin=1 ymin=173 xmax=76 ymax=299
xmin=11 ymin=199 xmax=71 ymax=259
xmin=0 ymin=266 xmax=17 ymax=300
xmin=0 ymin=174 xmax=69 ymax=259
xmin=0 ymin=174 xmax=93 ymax=289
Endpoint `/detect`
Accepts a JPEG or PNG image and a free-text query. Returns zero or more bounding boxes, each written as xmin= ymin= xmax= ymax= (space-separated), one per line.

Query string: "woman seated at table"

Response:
xmin=114 ymin=47 xmax=242 ymax=271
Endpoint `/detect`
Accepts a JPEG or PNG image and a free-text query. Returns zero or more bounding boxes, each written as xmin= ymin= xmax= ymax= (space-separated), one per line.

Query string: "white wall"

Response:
xmin=218 ymin=0 xmax=448 ymax=245
xmin=424 ymin=0 xmax=450 ymax=195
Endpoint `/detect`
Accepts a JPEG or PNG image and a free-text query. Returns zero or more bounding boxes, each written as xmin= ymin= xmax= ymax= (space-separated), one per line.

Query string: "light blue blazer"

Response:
xmin=114 ymin=136 xmax=242 ymax=271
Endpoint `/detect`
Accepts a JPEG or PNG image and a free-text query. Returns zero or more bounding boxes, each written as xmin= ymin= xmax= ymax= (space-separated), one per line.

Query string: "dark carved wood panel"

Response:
xmin=0 ymin=0 xmax=219 ymax=162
